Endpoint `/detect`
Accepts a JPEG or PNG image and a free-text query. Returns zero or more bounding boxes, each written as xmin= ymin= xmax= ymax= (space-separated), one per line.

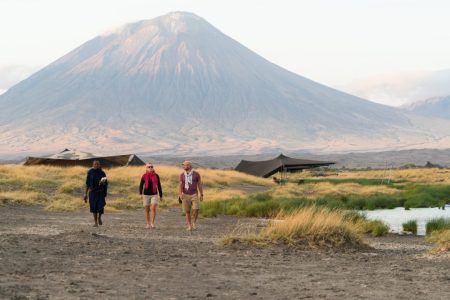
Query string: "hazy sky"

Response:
xmin=1 ymin=0 xmax=450 ymax=105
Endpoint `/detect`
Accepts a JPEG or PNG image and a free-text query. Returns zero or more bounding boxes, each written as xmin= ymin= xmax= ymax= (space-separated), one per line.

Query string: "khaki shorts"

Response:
xmin=143 ymin=195 xmax=158 ymax=206
xmin=182 ymin=194 xmax=200 ymax=212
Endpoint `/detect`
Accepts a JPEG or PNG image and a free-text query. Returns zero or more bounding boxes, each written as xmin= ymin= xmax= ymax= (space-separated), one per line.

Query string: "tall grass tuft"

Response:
xmin=402 ymin=220 xmax=417 ymax=235
xmin=363 ymin=220 xmax=390 ymax=237
xmin=222 ymin=207 xmax=367 ymax=250
xmin=426 ymin=218 xmax=450 ymax=235
xmin=427 ymin=229 xmax=450 ymax=252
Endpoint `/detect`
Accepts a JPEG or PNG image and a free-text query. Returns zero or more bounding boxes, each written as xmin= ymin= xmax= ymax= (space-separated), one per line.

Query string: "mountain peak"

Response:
xmin=118 ymin=11 xmax=210 ymax=37
xmin=161 ymin=11 xmax=203 ymax=21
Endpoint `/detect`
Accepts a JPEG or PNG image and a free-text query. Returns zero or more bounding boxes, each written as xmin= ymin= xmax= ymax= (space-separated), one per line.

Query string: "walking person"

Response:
xmin=84 ymin=160 xmax=108 ymax=227
xmin=139 ymin=163 xmax=163 ymax=229
xmin=179 ymin=161 xmax=203 ymax=231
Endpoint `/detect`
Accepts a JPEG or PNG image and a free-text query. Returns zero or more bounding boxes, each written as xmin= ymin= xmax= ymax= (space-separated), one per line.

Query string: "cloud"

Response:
xmin=338 ymin=69 xmax=450 ymax=107
xmin=0 ymin=64 xmax=41 ymax=91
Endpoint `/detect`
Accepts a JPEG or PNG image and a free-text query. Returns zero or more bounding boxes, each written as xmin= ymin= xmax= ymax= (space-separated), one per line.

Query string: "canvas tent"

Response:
xmin=235 ymin=154 xmax=335 ymax=178
xmin=24 ymin=149 xmax=145 ymax=168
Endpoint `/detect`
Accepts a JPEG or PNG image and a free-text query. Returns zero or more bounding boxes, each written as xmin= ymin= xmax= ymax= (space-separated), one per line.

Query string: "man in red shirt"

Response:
xmin=179 ymin=160 xmax=203 ymax=231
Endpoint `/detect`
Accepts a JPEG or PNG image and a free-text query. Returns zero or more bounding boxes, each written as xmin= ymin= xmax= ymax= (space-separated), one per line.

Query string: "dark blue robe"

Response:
xmin=86 ymin=168 xmax=107 ymax=214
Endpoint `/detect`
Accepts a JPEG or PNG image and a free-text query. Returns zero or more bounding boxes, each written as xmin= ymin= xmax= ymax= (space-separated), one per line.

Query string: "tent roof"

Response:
xmin=235 ymin=154 xmax=334 ymax=178
xmin=24 ymin=149 xmax=145 ymax=167
xmin=43 ymin=149 xmax=97 ymax=160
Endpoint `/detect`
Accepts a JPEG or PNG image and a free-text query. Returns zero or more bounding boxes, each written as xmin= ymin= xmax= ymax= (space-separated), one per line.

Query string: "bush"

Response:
xmin=402 ymin=220 xmax=417 ymax=235
xmin=364 ymin=220 xmax=389 ymax=237
xmin=426 ymin=218 xmax=450 ymax=235
xmin=403 ymin=185 xmax=450 ymax=208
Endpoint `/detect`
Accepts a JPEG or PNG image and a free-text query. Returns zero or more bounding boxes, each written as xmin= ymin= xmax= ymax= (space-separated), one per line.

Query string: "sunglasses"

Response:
xmin=146 ymin=166 xmax=154 ymax=168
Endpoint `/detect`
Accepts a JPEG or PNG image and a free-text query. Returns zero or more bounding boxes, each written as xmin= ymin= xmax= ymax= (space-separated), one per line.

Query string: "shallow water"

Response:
xmin=364 ymin=206 xmax=450 ymax=235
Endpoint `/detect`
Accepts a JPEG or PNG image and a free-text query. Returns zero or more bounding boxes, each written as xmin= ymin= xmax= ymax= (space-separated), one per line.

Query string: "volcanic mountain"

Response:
xmin=1 ymin=12 xmax=449 ymax=156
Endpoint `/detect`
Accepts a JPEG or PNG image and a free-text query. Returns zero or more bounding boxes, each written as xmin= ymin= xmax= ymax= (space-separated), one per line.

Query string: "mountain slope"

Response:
xmin=402 ymin=96 xmax=450 ymax=120
xmin=0 ymin=12 xmax=449 ymax=156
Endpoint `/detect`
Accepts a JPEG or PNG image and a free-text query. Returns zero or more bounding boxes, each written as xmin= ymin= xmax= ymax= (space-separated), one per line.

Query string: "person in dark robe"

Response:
xmin=84 ymin=160 xmax=107 ymax=227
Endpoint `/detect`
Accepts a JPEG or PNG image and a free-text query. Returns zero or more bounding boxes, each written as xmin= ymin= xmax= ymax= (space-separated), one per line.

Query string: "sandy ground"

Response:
xmin=0 ymin=205 xmax=449 ymax=300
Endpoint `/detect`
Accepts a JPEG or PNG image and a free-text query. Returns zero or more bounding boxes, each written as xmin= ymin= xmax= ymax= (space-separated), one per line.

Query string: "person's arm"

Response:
xmin=84 ymin=186 xmax=89 ymax=202
xmin=198 ymin=174 xmax=203 ymax=201
xmin=84 ymin=171 xmax=89 ymax=202
xmin=157 ymin=175 xmax=163 ymax=200
xmin=178 ymin=174 xmax=183 ymax=197
xmin=139 ymin=176 xmax=144 ymax=195
xmin=102 ymin=171 xmax=108 ymax=197
xmin=104 ymin=182 xmax=108 ymax=197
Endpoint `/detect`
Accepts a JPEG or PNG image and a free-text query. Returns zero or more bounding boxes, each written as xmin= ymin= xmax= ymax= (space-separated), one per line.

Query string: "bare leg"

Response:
xmin=192 ymin=209 xmax=199 ymax=229
xmin=98 ymin=213 xmax=103 ymax=225
xmin=150 ymin=204 xmax=157 ymax=228
xmin=145 ymin=206 xmax=150 ymax=227
xmin=93 ymin=213 xmax=98 ymax=227
xmin=185 ymin=207 xmax=192 ymax=230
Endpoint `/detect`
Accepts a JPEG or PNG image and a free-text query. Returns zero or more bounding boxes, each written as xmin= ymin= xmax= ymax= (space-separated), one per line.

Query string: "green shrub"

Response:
xmin=402 ymin=220 xmax=417 ymax=235
xmin=347 ymin=198 xmax=367 ymax=210
xmin=426 ymin=218 xmax=450 ymax=235
xmin=403 ymin=185 xmax=450 ymax=208
xmin=364 ymin=220 xmax=389 ymax=237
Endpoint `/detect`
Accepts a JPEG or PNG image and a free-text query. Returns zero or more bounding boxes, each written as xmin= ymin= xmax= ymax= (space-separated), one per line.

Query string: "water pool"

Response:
xmin=364 ymin=206 xmax=450 ymax=235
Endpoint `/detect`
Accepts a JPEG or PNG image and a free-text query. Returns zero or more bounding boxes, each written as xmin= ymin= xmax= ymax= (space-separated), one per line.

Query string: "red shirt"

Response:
xmin=179 ymin=171 xmax=201 ymax=195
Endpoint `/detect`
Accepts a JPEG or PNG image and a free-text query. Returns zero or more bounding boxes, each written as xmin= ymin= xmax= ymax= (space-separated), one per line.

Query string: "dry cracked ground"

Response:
xmin=0 ymin=205 xmax=449 ymax=299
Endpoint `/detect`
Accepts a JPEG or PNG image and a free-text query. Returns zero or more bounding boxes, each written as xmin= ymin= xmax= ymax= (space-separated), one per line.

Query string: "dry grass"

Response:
xmin=107 ymin=165 xmax=271 ymax=203
xmin=0 ymin=164 xmax=272 ymax=211
xmin=296 ymin=168 xmax=450 ymax=184
xmin=0 ymin=191 xmax=48 ymax=205
xmin=222 ymin=207 xmax=367 ymax=250
xmin=1 ymin=164 xmax=448 ymax=213
xmin=262 ymin=207 xmax=362 ymax=244
xmin=46 ymin=195 xmax=86 ymax=212
xmin=270 ymin=182 xmax=398 ymax=200
xmin=427 ymin=229 xmax=450 ymax=252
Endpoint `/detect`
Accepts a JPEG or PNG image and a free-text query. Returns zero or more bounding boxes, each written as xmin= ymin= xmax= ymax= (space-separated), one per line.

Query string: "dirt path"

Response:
xmin=0 ymin=205 xmax=449 ymax=299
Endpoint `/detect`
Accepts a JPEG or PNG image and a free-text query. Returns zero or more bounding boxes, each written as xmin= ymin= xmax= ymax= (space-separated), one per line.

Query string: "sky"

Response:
xmin=1 ymin=0 xmax=450 ymax=106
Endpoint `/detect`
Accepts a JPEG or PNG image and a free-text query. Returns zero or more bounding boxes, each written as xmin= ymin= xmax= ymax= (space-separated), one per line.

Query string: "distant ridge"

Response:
xmin=1 ymin=11 xmax=450 ymax=156
xmin=402 ymin=95 xmax=450 ymax=120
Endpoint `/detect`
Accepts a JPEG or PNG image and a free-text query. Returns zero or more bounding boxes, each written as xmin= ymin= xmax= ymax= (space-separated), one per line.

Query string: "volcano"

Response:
xmin=1 ymin=12 xmax=449 ymax=156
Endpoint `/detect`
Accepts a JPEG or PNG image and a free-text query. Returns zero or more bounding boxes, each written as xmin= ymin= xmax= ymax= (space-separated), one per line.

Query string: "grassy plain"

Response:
xmin=1 ymin=165 xmax=449 ymax=250
xmin=0 ymin=164 xmax=271 ymax=212
xmin=1 ymin=165 xmax=449 ymax=214
xmin=203 ymin=168 xmax=450 ymax=216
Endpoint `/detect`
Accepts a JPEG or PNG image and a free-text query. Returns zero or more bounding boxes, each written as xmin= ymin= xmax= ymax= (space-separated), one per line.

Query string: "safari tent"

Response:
xmin=24 ymin=149 xmax=145 ymax=168
xmin=235 ymin=154 xmax=335 ymax=178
